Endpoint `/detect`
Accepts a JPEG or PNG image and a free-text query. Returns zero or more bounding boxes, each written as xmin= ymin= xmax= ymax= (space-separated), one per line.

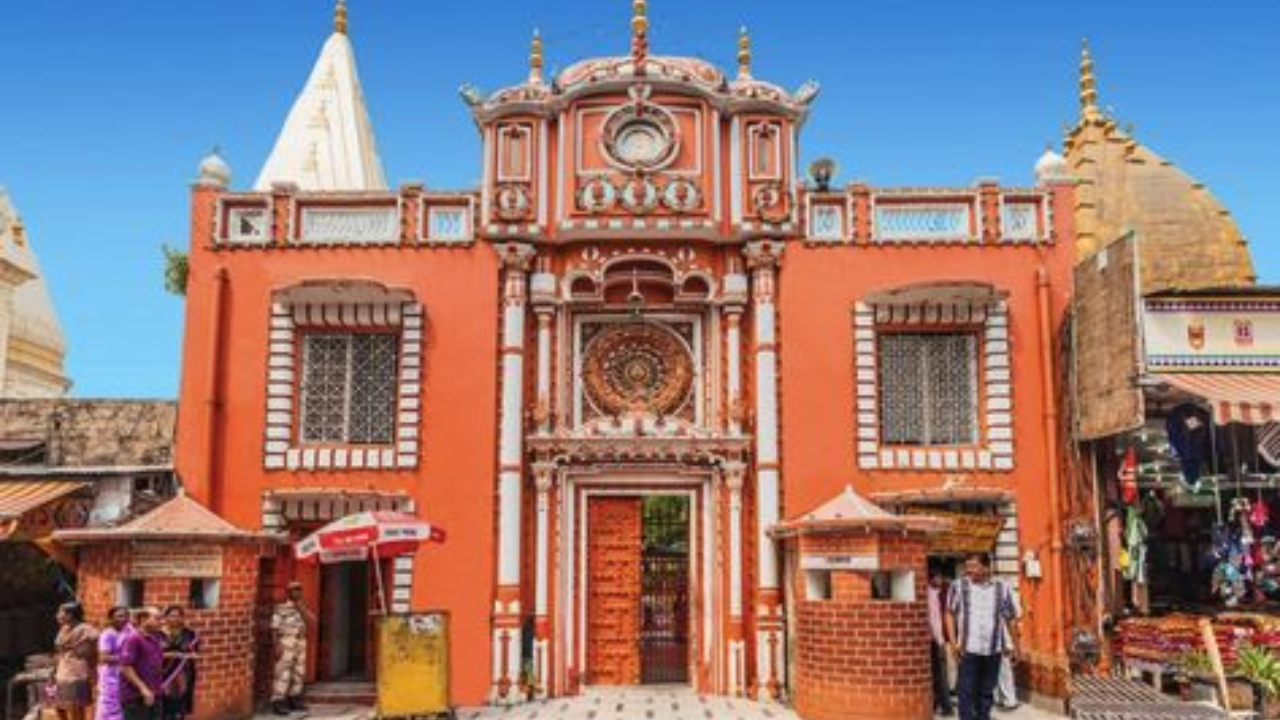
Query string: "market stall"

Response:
xmin=1104 ymin=291 xmax=1280 ymax=708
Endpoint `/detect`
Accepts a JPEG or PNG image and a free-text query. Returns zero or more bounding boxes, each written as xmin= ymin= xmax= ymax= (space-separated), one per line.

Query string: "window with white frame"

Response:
xmin=299 ymin=332 xmax=399 ymax=445
xmin=878 ymin=333 xmax=978 ymax=446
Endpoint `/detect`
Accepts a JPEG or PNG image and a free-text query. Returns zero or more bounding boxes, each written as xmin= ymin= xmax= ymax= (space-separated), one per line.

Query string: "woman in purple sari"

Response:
xmin=160 ymin=606 xmax=199 ymax=720
xmin=96 ymin=606 xmax=131 ymax=720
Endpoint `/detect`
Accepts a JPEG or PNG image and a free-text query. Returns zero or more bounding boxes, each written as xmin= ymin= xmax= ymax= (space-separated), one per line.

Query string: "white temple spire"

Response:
xmin=254 ymin=3 xmax=388 ymax=192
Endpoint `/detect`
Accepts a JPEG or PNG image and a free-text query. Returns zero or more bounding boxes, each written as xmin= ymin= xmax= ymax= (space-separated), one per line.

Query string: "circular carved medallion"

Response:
xmin=620 ymin=178 xmax=660 ymax=214
xmin=601 ymin=104 xmax=680 ymax=172
xmin=578 ymin=177 xmax=617 ymax=213
xmin=583 ymin=324 xmax=694 ymax=417
xmin=495 ymin=184 xmax=531 ymax=221
xmin=661 ymin=179 xmax=702 ymax=213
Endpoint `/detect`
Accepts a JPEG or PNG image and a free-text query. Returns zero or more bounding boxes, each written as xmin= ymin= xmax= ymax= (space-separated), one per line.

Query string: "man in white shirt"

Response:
xmin=944 ymin=553 xmax=1019 ymax=720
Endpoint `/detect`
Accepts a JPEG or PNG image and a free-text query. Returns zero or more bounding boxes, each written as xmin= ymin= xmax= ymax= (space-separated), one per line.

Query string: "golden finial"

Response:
xmin=1080 ymin=38 xmax=1101 ymax=121
xmin=529 ymin=29 xmax=544 ymax=84
xmin=631 ymin=0 xmax=649 ymax=62
xmin=334 ymin=0 xmax=348 ymax=35
xmin=737 ymin=26 xmax=752 ymax=79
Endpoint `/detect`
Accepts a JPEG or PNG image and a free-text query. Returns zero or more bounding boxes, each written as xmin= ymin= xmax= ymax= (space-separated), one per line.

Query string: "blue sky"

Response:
xmin=1 ymin=1 xmax=1277 ymax=398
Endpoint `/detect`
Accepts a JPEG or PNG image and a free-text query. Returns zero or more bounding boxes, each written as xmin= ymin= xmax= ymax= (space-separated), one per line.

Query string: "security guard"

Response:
xmin=271 ymin=581 xmax=314 ymax=716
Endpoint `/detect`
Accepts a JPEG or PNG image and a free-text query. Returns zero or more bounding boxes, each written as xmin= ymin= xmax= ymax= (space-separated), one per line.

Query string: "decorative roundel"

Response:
xmin=583 ymin=324 xmax=695 ymax=417
xmin=601 ymin=104 xmax=680 ymax=172
xmin=578 ymin=177 xmax=617 ymax=214
xmin=752 ymin=182 xmax=791 ymax=223
xmin=494 ymin=184 xmax=531 ymax=221
xmin=661 ymin=179 xmax=702 ymax=213
xmin=620 ymin=178 xmax=660 ymax=214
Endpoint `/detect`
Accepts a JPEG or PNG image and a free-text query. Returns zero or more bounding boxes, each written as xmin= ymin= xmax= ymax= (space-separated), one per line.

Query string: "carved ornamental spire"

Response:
xmin=529 ymin=29 xmax=544 ymax=85
xmin=1080 ymin=38 xmax=1102 ymax=123
xmin=334 ymin=0 xmax=348 ymax=35
xmin=737 ymin=26 xmax=752 ymax=80
xmin=631 ymin=0 xmax=649 ymax=64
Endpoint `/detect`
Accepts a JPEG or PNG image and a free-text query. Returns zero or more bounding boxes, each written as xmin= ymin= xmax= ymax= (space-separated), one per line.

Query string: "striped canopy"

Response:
xmin=294 ymin=510 xmax=445 ymax=563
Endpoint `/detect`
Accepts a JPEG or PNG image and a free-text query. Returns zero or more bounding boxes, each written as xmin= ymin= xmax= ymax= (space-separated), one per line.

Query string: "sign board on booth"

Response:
xmin=800 ymin=554 xmax=879 ymax=571
xmin=131 ymin=543 xmax=225 ymax=578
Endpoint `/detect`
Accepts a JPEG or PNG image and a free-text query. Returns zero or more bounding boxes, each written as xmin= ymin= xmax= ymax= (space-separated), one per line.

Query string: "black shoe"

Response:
xmin=287 ymin=697 xmax=307 ymax=712
xmin=938 ymin=709 xmax=955 ymax=717
xmin=271 ymin=701 xmax=291 ymax=716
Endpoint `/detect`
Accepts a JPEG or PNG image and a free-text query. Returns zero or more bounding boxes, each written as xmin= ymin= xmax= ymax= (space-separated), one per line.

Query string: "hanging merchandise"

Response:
xmin=1166 ymin=403 xmax=1213 ymax=489
xmin=1122 ymin=505 xmax=1149 ymax=585
xmin=1212 ymin=551 xmax=1247 ymax=607
xmin=1260 ymin=422 xmax=1280 ymax=468
xmin=1119 ymin=444 xmax=1139 ymax=506
xmin=1250 ymin=498 xmax=1271 ymax=530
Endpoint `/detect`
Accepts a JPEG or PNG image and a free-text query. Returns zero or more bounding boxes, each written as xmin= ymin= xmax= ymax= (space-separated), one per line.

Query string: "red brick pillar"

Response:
xmin=773 ymin=488 xmax=941 ymax=720
xmin=75 ymin=541 xmax=264 ymax=720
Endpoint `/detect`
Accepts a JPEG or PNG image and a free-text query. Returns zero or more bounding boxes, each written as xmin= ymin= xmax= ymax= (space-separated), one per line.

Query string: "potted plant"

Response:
xmin=1235 ymin=644 xmax=1280 ymax=719
xmin=1175 ymin=649 xmax=1219 ymax=703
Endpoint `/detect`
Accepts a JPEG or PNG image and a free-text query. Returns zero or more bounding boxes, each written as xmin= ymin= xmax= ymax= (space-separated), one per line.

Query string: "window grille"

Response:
xmin=878 ymin=333 xmax=978 ymax=445
xmin=300 ymin=333 xmax=399 ymax=444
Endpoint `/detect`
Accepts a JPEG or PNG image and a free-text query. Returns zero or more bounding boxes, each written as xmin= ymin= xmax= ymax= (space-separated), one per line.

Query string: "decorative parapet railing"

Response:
xmin=803 ymin=182 xmax=1054 ymax=246
xmin=211 ymin=184 xmax=477 ymax=248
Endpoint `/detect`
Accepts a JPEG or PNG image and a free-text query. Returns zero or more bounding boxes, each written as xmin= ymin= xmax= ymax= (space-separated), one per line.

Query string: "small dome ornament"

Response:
xmin=1035 ymin=144 xmax=1069 ymax=184
xmin=196 ymin=147 xmax=232 ymax=188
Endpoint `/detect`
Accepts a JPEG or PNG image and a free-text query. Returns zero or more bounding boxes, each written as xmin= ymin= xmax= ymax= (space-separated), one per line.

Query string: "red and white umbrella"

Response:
xmin=294 ymin=511 xmax=446 ymax=614
xmin=295 ymin=511 xmax=445 ymax=563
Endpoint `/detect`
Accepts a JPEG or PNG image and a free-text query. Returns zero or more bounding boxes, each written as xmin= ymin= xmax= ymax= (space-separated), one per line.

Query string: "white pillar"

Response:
xmin=745 ymin=241 xmax=785 ymax=701
xmin=722 ymin=279 xmax=746 ymax=435
xmin=531 ymin=461 xmax=555 ymax=698
xmin=724 ymin=460 xmax=747 ymax=696
xmin=491 ymin=243 xmax=534 ymax=704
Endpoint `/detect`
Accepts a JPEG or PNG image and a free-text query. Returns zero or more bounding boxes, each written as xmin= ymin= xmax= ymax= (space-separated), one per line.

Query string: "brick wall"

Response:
xmin=0 ymin=399 xmax=175 ymax=466
xmin=77 ymin=541 xmax=262 ymax=720
xmin=788 ymin=533 xmax=932 ymax=720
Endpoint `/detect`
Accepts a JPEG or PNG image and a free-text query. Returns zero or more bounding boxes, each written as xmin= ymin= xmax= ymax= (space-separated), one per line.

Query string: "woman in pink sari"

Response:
xmin=96 ymin=607 xmax=131 ymax=720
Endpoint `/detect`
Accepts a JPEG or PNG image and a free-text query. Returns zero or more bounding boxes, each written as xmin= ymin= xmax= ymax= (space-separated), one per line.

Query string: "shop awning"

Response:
xmin=0 ymin=481 xmax=88 ymax=540
xmin=1155 ymin=373 xmax=1280 ymax=425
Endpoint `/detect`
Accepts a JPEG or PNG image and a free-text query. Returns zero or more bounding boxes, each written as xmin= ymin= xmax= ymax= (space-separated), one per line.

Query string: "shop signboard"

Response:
xmin=130 ymin=542 xmax=225 ymax=578
xmin=1143 ymin=296 xmax=1280 ymax=371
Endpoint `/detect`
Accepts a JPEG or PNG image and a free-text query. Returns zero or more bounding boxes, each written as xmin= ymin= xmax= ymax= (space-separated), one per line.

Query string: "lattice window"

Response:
xmin=300 ymin=333 xmax=399 ymax=444
xmin=878 ymin=333 xmax=978 ymax=445
xmin=1001 ymin=203 xmax=1039 ymax=241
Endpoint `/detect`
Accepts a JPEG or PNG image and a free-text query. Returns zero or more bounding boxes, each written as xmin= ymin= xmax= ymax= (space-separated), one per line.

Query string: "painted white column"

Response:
xmin=531 ymin=461 xmax=555 ymax=699
xmin=745 ymin=241 xmax=785 ymax=701
xmin=491 ymin=243 xmax=534 ymax=705
xmin=530 ymin=271 xmax=556 ymax=433
xmin=722 ymin=273 xmax=747 ymax=436
xmin=723 ymin=460 xmax=747 ymax=696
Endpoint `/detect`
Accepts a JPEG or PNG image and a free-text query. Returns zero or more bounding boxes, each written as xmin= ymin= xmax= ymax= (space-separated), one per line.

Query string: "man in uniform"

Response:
xmin=271 ymin=581 xmax=313 ymax=716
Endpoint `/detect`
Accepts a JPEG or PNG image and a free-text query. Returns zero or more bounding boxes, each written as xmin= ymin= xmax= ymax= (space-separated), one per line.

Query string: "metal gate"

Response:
xmin=640 ymin=496 xmax=690 ymax=684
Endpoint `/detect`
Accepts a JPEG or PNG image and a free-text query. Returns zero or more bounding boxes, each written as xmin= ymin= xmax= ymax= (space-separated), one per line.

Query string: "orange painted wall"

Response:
xmin=776 ymin=186 xmax=1076 ymax=664
xmin=175 ymin=188 xmax=500 ymax=705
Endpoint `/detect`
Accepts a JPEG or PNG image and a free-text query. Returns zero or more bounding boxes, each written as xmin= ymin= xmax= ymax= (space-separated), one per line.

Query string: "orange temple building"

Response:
xmin=173 ymin=2 xmax=1083 ymax=712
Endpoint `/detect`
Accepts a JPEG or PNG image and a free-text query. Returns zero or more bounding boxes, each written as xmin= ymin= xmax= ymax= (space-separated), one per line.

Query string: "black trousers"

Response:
xmin=956 ymin=652 xmax=1002 ymax=720
xmin=931 ymin=641 xmax=954 ymax=712
xmin=122 ymin=699 xmax=158 ymax=720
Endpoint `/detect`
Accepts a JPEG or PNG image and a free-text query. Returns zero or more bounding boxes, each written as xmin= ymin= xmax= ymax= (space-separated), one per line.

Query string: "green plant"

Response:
xmin=162 ymin=244 xmax=189 ymax=296
xmin=1178 ymin=649 xmax=1214 ymax=678
xmin=1236 ymin=645 xmax=1280 ymax=699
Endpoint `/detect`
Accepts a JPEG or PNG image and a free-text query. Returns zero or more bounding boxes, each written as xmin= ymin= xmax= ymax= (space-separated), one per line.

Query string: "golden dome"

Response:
xmin=1066 ymin=42 xmax=1255 ymax=293
xmin=0 ymin=189 xmax=71 ymax=397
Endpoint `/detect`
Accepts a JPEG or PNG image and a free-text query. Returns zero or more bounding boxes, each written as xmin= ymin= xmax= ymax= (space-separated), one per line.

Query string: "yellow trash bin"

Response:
xmin=376 ymin=612 xmax=451 ymax=718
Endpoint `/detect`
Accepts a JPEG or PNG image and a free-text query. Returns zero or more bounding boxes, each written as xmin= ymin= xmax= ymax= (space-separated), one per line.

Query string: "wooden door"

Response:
xmin=586 ymin=497 xmax=642 ymax=685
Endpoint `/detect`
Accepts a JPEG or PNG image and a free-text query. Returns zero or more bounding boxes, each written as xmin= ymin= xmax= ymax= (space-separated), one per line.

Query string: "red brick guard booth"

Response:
xmin=772 ymin=486 xmax=945 ymax=720
xmin=55 ymin=493 xmax=276 ymax=720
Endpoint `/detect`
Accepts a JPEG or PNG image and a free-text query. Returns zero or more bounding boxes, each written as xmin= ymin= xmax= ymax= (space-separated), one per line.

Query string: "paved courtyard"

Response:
xmin=456 ymin=686 xmax=1067 ymax=720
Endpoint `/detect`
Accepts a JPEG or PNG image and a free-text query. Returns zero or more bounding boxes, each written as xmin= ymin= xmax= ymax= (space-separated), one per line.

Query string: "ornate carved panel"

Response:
xmin=581 ymin=322 xmax=695 ymax=421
